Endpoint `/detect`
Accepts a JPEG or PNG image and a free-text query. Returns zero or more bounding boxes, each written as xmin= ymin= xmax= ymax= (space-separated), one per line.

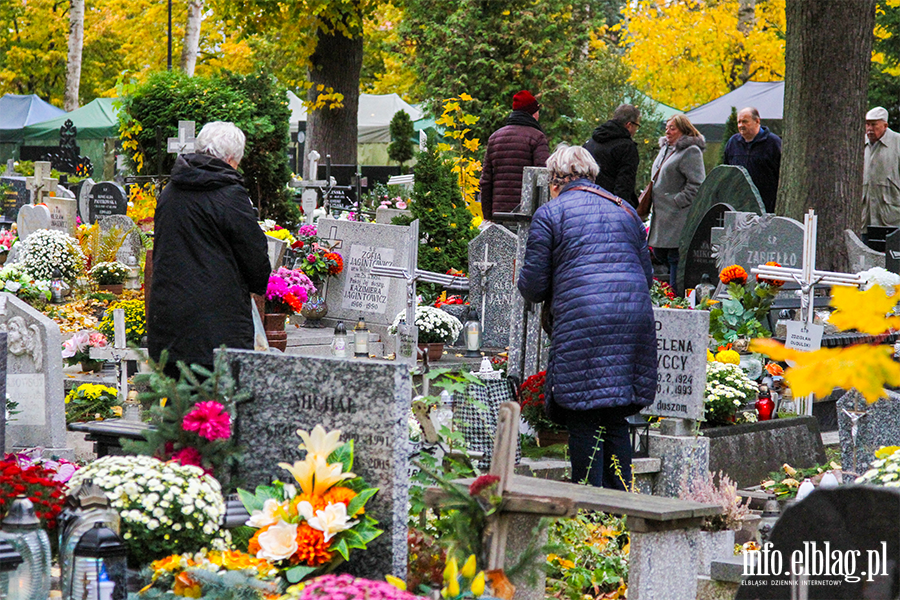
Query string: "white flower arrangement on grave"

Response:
xmin=89 ymin=261 xmax=129 ymax=285
xmin=856 ymin=446 xmax=900 ymax=487
xmin=0 ymin=264 xmax=50 ymax=301
xmin=389 ymin=305 xmax=463 ymax=344
xmin=18 ymin=228 xmax=85 ymax=281
xmin=66 ymin=455 xmax=228 ymax=565
xmin=704 ymin=361 xmax=759 ymax=427
xmin=857 ymin=267 xmax=900 ymax=295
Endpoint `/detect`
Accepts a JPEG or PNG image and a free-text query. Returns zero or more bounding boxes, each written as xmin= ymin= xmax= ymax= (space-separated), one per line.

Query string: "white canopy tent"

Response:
xmin=287 ymin=91 xmax=424 ymax=143
xmin=683 ymin=81 xmax=784 ymax=143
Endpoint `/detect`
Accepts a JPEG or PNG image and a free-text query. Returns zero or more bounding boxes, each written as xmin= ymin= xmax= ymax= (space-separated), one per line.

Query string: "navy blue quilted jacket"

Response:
xmin=517 ymin=179 xmax=658 ymax=411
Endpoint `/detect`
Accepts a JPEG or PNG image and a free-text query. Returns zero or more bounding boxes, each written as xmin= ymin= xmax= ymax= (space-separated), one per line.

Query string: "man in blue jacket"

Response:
xmin=724 ymin=107 xmax=782 ymax=212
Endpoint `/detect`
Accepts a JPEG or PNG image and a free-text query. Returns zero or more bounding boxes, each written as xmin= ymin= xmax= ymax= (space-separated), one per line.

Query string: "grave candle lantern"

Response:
xmin=331 ymin=320 xmax=348 ymax=358
xmin=464 ymin=307 xmax=482 ymax=357
xmin=0 ymin=540 xmax=23 ymax=600
xmin=353 ymin=316 xmax=368 ymax=358
xmin=0 ymin=497 xmax=51 ymax=600
xmin=67 ymin=523 xmax=127 ymax=600
xmin=123 ymin=256 xmax=141 ymax=290
xmin=626 ymin=414 xmax=651 ymax=459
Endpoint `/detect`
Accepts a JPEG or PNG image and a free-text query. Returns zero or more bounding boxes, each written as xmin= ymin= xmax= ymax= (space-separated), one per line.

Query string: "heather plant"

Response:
xmin=679 ymin=471 xmax=749 ymax=531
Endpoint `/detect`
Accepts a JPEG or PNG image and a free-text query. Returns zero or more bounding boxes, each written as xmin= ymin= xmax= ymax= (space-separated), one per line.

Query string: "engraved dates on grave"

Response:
xmin=642 ymin=307 xmax=709 ymax=421
xmin=87 ymin=182 xmax=128 ymax=223
xmin=341 ymin=244 xmax=396 ymax=315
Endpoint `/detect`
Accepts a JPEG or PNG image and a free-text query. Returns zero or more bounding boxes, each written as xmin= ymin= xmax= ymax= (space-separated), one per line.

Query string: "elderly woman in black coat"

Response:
xmin=517 ymin=144 xmax=657 ymax=490
xmin=149 ymin=122 xmax=271 ymax=378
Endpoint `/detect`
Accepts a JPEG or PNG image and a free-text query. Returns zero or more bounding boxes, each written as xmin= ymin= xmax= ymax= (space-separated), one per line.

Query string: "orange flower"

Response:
xmin=325 ymin=252 xmax=343 ymax=275
xmin=173 ymin=572 xmax=202 ymax=598
xmin=756 ymin=261 xmax=785 ymax=286
xmin=292 ymin=523 xmax=333 ymax=566
xmin=765 ymin=362 xmax=784 ymax=377
xmin=323 ymin=486 xmax=361 ymax=515
xmin=719 ymin=265 xmax=748 ymax=285
xmin=293 ymin=493 xmax=328 ymax=513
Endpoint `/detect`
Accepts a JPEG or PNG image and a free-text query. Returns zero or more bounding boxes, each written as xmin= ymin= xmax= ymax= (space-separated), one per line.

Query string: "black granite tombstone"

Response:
xmin=886 ymin=229 xmax=900 ymax=273
xmin=87 ymin=182 xmax=128 ymax=223
xmin=683 ymin=203 xmax=731 ymax=292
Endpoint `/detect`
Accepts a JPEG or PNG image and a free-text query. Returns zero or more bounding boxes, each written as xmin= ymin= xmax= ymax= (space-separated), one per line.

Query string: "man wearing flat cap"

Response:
xmin=479 ymin=89 xmax=550 ymax=221
xmin=863 ymin=106 xmax=900 ymax=227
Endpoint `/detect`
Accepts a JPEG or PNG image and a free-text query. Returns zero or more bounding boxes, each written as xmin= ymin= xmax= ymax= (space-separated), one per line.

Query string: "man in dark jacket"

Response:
xmin=724 ymin=107 xmax=782 ymax=212
xmin=583 ymin=104 xmax=641 ymax=207
xmin=479 ymin=90 xmax=550 ymax=221
xmin=149 ymin=121 xmax=270 ymax=378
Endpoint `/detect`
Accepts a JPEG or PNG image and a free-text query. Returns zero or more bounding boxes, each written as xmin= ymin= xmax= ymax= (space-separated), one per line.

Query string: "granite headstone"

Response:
xmin=225 ymin=349 xmax=411 ymax=578
xmin=677 ymin=166 xmax=765 ymax=292
xmin=837 ymin=389 xmax=900 ymax=475
xmin=468 ymin=224 xmax=517 ymax=348
xmin=845 ymin=229 xmax=887 ymax=273
xmin=0 ymin=333 xmax=6 ymax=452
xmin=2 ymin=293 xmax=67 ymax=455
xmin=87 ymin=182 xmax=128 ymax=223
xmin=318 ymin=217 xmax=411 ymax=328
xmin=710 ymin=211 xmax=804 ymax=276
xmin=75 ymin=178 xmax=95 ymax=223
xmin=682 ymin=203 xmax=731 ymax=292
xmin=0 ymin=176 xmax=29 ymax=222
xmin=96 ymin=215 xmax=143 ymax=264
xmin=45 ymin=194 xmax=78 ymax=235
xmin=642 ymin=307 xmax=708 ymax=421
xmin=885 ymin=229 xmax=900 ymax=273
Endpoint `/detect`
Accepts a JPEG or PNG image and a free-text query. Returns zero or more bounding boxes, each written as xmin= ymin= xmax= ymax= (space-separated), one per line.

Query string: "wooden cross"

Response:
xmin=25 ymin=161 xmax=58 ymax=203
xmin=167 ymin=121 xmax=196 ymax=155
xmin=751 ymin=209 xmax=863 ymax=415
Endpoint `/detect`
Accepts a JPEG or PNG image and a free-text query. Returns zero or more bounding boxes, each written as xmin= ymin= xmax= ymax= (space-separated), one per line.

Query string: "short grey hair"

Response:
xmin=612 ymin=104 xmax=641 ymax=126
xmin=739 ymin=106 xmax=760 ymax=121
xmin=547 ymin=143 xmax=599 ymax=186
xmin=196 ymin=121 xmax=246 ymax=166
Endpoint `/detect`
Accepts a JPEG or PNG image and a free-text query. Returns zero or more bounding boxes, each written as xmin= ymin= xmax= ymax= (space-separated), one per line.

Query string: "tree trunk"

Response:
xmin=777 ymin=0 xmax=875 ymax=273
xmin=64 ymin=0 xmax=84 ymax=111
xmin=180 ymin=0 xmax=203 ymax=76
xmin=305 ymin=20 xmax=363 ymax=176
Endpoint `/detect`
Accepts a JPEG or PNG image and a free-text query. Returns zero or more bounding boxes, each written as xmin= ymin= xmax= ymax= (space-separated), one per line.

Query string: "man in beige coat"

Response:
xmin=863 ymin=106 xmax=900 ymax=227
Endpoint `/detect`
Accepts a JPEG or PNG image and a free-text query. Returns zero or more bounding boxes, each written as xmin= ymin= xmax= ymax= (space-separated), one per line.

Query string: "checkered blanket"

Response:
xmin=452 ymin=378 xmax=521 ymax=470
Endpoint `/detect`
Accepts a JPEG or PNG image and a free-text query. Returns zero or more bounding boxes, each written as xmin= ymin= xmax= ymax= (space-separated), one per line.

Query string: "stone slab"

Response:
xmin=319 ymin=218 xmax=411 ymax=328
xmin=224 ymin=349 xmax=411 ymax=578
xmin=374 ymin=206 xmax=411 ymax=224
xmin=643 ymin=308 xmax=708 ymax=421
xmin=838 ymin=389 xmax=900 ymax=474
xmin=649 ymin=433 xmax=710 ymax=498
xmin=468 ymin=224 xmax=517 ymax=348
xmin=629 ymin=528 xmax=700 ymax=600
xmin=710 ymin=555 xmax=748 ymax=583
xmin=677 ymin=165 xmax=765 ymax=292
xmin=3 ymin=293 xmax=67 ymax=453
xmin=846 ymin=229 xmax=886 ymax=273
xmin=704 ymin=416 xmax=826 ymax=489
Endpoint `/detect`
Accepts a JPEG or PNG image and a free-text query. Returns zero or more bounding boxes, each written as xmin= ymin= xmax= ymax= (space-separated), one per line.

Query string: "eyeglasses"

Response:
xmin=630 ymin=121 xmax=641 ymax=129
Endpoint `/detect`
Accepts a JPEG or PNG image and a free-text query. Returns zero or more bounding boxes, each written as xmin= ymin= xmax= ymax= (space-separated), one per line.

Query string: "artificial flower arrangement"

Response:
xmin=708 ymin=263 xmax=783 ymax=344
xmin=518 ymin=370 xmax=563 ymax=434
xmin=98 ymin=298 xmax=145 ymax=345
xmin=281 ymin=574 xmax=426 ymax=600
xmin=267 ymin=267 xmax=315 ymax=314
xmin=139 ymin=550 xmax=281 ymax=600
xmin=857 ymin=446 xmax=900 ymax=487
xmin=380 ymin=197 xmax=409 ymax=210
xmin=238 ymin=425 xmax=382 ymax=584
xmin=0 ymin=452 xmax=70 ymax=531
xmin=293 ymin=224 xmax=319 ymax=250
xmin=0 ymin=264 xmax=51 ymax=302
xmin=761 ymin=461 xmax=842 ymax=498
xmin=67 ymin=455 xmax=228 ymax=564
xmin=89 ymin=261 xmax=129 ymax=285
xmin=61 ymin=330 xmax=108 ymax=367
xmin=261 ymin=220 xmax=297 ymax=246
xmin=65 ymin=383 xmax=121 ymax=423
xmin=434 ymin=291 xmax=466 ymax=308
xmin=295 ymin=244 xmax=344 ymax=282
xmin=650 ymin=279 xmax=691 ymax=309
xmin=389 ymin=306 xmax=463 ymax=344
xmin=0 ymin=227 xmax=17 ymax=252
xmin=18 ymin=228 xmax=85 ymax=281
xmin=704 ymin=360 xmax=760 ymax=426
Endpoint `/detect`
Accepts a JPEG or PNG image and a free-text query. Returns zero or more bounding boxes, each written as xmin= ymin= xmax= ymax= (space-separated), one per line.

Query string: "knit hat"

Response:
xmin=867 ymin=107 xmax=889 ymax=122
xmin=512 ymin=90 xmax=540 ymax=115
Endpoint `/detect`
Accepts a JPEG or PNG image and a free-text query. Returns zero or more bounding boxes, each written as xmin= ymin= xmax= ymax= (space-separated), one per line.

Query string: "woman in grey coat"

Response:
xmin=647 ymin=114 xmax=706 ymax=295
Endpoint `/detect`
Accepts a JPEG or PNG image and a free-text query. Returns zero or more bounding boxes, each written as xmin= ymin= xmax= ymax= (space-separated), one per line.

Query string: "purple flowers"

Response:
xmin=294 ymin=574 xmax=425 ymax=599
xmin=298 ymin=225 xmax=318 ymax=238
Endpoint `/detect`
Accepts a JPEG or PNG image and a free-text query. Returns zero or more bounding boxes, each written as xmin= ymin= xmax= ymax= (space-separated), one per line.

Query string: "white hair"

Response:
xmin=547 ymin=143 xmax=599 ymax=184
xmin=195 ymin=121 xmax=246 ymax=166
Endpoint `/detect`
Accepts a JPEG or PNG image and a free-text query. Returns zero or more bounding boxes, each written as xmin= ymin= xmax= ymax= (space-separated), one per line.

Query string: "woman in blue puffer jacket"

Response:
xmin=518 ymin=144 xmax=657 ymax=490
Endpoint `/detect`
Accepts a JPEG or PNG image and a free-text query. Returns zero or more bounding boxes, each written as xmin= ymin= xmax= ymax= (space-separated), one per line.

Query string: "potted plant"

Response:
xmin=709 ymin=263 xmax=783 ymax=346
xmin=704 ymin=359 xmax=760 ymax=427
xmin=90 ymin=261 xmax=130 ymax=294
xmin=680 ymin=471 xmax=750 ymax=576
xmin=389 ymin=305 xmax=463 ymax=361
xmin=518 ymin=370 xmax=567 ymax=446
xmin=263 ymin=267 xmax=313 ymax=349
xmin=61 ymin=330 xmax=108 ymax=372
xmin=65 ymin=383 xmax=121 ymax=423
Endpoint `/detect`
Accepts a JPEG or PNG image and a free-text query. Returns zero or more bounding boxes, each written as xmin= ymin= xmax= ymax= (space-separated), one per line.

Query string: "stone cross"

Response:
xmin=3 ymin=159 xmax=15 ymax=177
xmin=320 ymin=225 xmax=344 ymax=250
xmin=751 ymin=210 xmax=863 ymax=415
xmin=167 ymin=121 xmax=196 ymax=155
xmin=25 ymin=161 xmax=58 ymax=203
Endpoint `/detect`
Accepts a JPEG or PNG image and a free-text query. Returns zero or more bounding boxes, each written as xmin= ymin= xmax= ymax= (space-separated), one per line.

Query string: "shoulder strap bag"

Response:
xmin=636 ymin=147 xmax=673 ymax=219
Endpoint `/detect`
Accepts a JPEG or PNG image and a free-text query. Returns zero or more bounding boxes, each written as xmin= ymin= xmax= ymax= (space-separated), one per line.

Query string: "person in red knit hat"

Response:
xmin=479 ymin=89 xmax=550 ymax=221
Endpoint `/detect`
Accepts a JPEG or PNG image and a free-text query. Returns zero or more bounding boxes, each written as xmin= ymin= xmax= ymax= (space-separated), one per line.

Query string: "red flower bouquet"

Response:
xmin=0 ymin=456 xmax=67 ymax=530
xmin=519 ymin=371 xmax=564 ymax=433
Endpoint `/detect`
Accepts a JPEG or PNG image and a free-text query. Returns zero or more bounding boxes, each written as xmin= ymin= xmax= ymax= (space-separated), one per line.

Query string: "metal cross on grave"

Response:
xmin=25 ymin=161 xmax=58 ymax=203
xmin=167 ymin=121 xmax=196 ymax=155
xmin=751 ymin=209 xmax=863 ymax=415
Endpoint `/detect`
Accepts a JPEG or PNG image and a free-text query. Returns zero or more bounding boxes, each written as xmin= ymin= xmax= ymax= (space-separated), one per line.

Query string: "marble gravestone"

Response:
xmin=845 ymin=229 xmax=886 ymax=273
xmin=224 ymin=349 xmax=411 ymax=579
xmin=318 ymin=217 xmax=411 ymax=329
xmin=45 ymin=193 xmax=78 ymax=235
xmin=682 ymin=203 xmax=731 ymax=292
xmin=468 ymin=224 xmax=517 ymax=348
xmin=642 ymin=307 xmax=709 ymax=421
xmin=837 ymin=389 xmax=900 ymax=475
xmin=87 ymin=182 xmax=128 ymax=224
xmin=677 ymin=166 xmax=765 ymax=292
xmin=710 ymin=211 xmax=804 ymax=278
xmin=1 ymin=293 xmax=68 ymax=455
xmin=16 ymin=204 xmax=51 ymax=242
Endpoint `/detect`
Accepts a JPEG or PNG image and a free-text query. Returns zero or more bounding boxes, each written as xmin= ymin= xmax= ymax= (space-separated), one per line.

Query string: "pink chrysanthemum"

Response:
xmin=182 ymin=401 xmax=232 ymax=441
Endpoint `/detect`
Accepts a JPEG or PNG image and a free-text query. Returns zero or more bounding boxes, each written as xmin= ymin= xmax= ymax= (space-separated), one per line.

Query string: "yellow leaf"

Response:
xmin=435 ymin=114 xmax=455 ymax=127
xmin=459 ymin=93 xmax=473 ymax=101
xmin=828 ymin=284 xmax=900 ymax=334
xmin=463 ymin=138 xmax=480 ymax=153
xmin=461 ymin=114 xmax=479 ymax=126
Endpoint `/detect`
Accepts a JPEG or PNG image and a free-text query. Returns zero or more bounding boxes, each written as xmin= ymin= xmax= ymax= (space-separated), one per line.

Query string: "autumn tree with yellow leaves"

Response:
xmin=617 ymin=0 xmax=786 ymax=111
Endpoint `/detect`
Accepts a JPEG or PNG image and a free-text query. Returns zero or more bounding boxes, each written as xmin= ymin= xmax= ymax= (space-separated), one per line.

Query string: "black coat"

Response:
xmin=724 ymin=126 xmax=782 ymax=212
xmin=148 ymin=154 xmax=270 ymax=367
xmin=583 ymin=120 xmax=640 ymax=208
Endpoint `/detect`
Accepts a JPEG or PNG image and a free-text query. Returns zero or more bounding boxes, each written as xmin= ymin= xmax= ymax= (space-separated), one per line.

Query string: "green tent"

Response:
xmin=12 ymin=98 xmax=120 ymax=180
